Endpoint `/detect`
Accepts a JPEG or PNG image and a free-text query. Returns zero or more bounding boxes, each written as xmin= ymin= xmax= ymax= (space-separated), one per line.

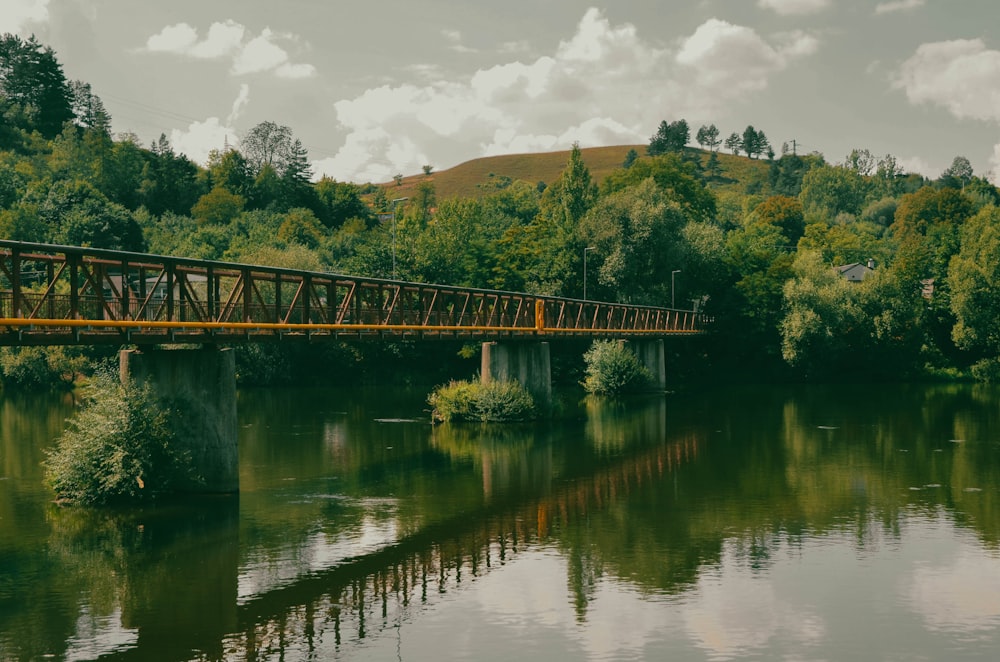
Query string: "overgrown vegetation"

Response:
xmin=44 ymin=370 xmax=200 ymax=505
xmin=428 ymin=379 xmax=536 ymax=423
xmin=582 ymin=341 xmax=653 ymax=394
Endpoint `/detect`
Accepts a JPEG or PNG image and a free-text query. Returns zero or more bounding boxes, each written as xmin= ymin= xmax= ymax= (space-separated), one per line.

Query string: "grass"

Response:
xmin=378 ymin=144 xmax=775 ymax=202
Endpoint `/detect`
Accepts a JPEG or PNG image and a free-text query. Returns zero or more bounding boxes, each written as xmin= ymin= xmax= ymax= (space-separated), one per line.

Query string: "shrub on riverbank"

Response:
xmin=582 ymin=340 xmax=652 ymax=395
xmin=0 ymin=346 xmax=89 ymax=391
xmin=428 ymin=379 xmax=536 ymax=422
xmin=44 ymin=370 xmax=200 ymax=505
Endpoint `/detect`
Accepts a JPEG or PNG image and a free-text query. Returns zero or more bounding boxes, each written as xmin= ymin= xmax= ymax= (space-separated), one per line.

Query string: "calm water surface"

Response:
xmin=2 ymin=383 xmax=1000 ymax=660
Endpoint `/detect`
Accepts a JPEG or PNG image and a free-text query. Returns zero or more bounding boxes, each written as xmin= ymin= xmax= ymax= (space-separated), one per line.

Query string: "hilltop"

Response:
xmin=378 ymin=145 xmax=774 ymax=201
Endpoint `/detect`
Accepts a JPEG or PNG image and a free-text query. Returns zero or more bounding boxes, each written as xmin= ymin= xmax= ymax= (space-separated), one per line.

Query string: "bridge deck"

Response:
xmin=0 ymin=241 xmax=710 ymax=346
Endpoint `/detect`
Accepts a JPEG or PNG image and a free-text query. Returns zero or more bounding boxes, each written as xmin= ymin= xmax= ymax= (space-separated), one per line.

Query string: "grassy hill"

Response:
xmin=378 ymin=144 xmax=773 ymax=202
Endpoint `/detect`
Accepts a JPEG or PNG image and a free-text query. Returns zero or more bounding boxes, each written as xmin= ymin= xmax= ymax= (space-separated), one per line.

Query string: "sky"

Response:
xmin=4 ymin=0 xmax=1000 ymax=184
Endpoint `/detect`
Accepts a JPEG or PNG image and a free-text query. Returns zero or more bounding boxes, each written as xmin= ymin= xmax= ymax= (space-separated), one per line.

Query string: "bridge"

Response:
xmin=1 ymin=240 xmax=711 ymax=494
xmin=0 ymin=240 xmax=708 ymax=345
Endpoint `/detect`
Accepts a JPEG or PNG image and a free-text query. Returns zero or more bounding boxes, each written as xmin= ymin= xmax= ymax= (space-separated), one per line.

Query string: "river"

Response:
xmin=1 ymin=383 xmax=999 ymax=660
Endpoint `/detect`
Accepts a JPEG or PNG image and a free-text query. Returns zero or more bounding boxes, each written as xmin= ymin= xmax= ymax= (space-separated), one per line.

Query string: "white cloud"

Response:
xmin=0 ymin=0 xmax=49 ymax=35
xmin=145 ymin=23 xmax=199 ymax=54
xmin=314 ymin=9 xmax=816 ymax=183
xmin=896 ymin=155 xmax=936 ymax=179
xmin=895 ymin=39 xmax=1000 ymax=122
xmin=144 ymin=21 xmax=315 ymax=79
xmin=757 ymin=0 xmax=830 ymax=15
xmin=675 ymin=19 xmax=819 ymax=101
xmin=875 ymin=0 xmax=925 ymax=14
xmin=170 ymin=86 xmax=249 ymax=165
xmin=988 ymin=143 xmax=1000 ymax=184
xmin=442 ymin=29 xmax=477 ymax=54
xmin=907 ymin=550 xmax=1000 ymax=634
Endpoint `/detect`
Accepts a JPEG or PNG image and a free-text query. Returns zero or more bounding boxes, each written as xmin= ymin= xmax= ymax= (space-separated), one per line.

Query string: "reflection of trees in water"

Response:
xmin=231 ymin=430 xmax=704 ymax=659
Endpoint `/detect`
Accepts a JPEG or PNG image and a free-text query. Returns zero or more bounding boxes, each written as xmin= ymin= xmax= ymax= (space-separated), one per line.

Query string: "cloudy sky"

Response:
xmin=5 ymin=0 xmax=1000 ymax=184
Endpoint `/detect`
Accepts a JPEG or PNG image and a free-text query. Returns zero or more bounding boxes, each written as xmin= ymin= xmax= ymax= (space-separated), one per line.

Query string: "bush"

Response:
xmin=971 ymin=357 xmax=1000 ymax=383
xmin=428 ymin=379 xmax=535 ymax=423
xmin=44 ymin=370 xmax=200 ymax=505
xmin=582 ymin=340 xmax=653 ymax=395
xmin=0 ymin=346 xmax=87 ymax=391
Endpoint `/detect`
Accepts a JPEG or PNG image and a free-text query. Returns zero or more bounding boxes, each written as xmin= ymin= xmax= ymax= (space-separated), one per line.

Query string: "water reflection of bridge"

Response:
xmin=233 ymin=434 xmax=699 ymax=659
xmin=95 ymin=427 xmax=700 ymax=660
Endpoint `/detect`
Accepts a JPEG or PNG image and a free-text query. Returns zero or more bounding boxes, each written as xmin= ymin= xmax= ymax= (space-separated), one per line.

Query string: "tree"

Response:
xmin=949 ymin=204 xmax=1000 ymax=357
xmin=0 ymin=34 xmax=74 ymax=138
xmin=192 ymin=187 xmax=245 ymax=225
xmin=139 ymin=134 xmax=203 ymax=216
xmin=647 ymin=119 xmax=689 ymax=155
xmin=940 ymin=156 xmax=974 ymax=189
xmin=750 ymin=196 xmax=806 ymax=244
xmin=724 ymin=132 xmax=742 ymax=156
xmin=844 ymin=148 xmax=876 ymax=176
xmin=622 ymin=148 xmax=638 ymax=169
xmin=742 ymin=125 xmax=768 ymax=159
xmin=68 ymin=80 xmax=110 ymax=134
xmin=798 ymin=165 xmax=869 ymax=220
xmin=240 ymin=121 xmax=295 ymax=177
xmin=696 ymin=124 xmax=720 ymax=152
xmin=601 ymin=153 xmax=716 ymax=224
xmin=314 ymin=177 xmax=373 ymax=228
xmin=277 ymin=208 xmax=325 ymax=249
xmin=577 ymin=178 xmax=688 ymax=303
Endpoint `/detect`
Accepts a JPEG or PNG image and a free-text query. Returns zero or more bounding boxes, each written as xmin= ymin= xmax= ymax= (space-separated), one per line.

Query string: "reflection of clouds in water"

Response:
xmin=473 ymin=549 xmax=679 ymax=659
xmin=683 ymin=545 xmax=825 ymax=660
xmin=907 ymin=550 xmax=1000 ymax=636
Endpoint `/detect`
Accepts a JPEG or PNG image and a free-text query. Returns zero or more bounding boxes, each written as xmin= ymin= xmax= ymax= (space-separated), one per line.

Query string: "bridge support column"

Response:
xmin=620 ymin=339 xmax=667 ymax=391
xmin=481 ymin=341 xmax=552 ymax=410
xmin=120 ymin=347 xmax=239 ymax=493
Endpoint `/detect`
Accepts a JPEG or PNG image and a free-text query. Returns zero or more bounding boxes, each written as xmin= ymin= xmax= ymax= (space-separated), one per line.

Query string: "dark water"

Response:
xmin=2 ymin=383 xmax=1000 ymax=661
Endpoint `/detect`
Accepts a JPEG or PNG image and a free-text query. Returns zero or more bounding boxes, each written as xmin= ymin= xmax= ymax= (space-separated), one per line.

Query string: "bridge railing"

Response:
xmin=0 ymin=240 xmax=711 ymax=345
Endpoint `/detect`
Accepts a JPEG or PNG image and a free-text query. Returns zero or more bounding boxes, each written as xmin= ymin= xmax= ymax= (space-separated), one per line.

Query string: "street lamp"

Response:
xmin=390 ymin=197 xmax=408 ymax=280
xmin=671 ymin=269 xmax=681 ymax=308
xmin=583 ymin=246 xmax=596 ymax=301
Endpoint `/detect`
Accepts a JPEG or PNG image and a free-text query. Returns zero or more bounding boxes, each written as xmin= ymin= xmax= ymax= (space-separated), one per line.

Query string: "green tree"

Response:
xmin=191 ymin=187 xmax=245 ymax=225
xmin=622 ymin=148 xmax=638 ymax=169
xmin=602 ymin=153 xmax=716 ymax=224
xmin=647 ymin=119 xmax=689 ymax=155
xmin=940 ymin=155 xmax=974 ymax=189
xmin=277 ymin=207 xmax=325 ymax=249
xmin=314 ymin=177 xmax=373 ymax=228
xmin=577 ymin=178 xmax=687 ymax=303
xmin=750 ymin=195 xmax=806 ymax=244
xmin=139 ymin=134 xmax=202 ymax=216
xmin=948 ymin=205 xmax=1000 ymax=358
xmin=696 ymin=124 xmax=720 ymax=151
xmin=724 ymin=132 xmax=742 ymax=156
xmin=0 ymin=34 xmax=74 ymax=138
xmin=798 ymin=164 xmax=869 ymax=221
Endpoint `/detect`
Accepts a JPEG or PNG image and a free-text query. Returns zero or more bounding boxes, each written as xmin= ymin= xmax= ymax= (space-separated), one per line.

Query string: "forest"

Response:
xmin=5 ymin=33 xmax=1000 ymax=388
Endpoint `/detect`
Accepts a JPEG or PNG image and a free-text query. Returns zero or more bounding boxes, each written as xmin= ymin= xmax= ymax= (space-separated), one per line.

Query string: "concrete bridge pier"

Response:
xmin=119 ymin=347 xmax=239 ymax=493
xmin=481 ymin=341 xmax=552 ymax=410
xmin=620 ymin=339 xmax=667 ymax=391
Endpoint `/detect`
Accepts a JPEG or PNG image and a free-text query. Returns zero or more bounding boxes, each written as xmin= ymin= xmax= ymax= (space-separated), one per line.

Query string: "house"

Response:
xmin=836 ymin=258 xmax=876 ymax=283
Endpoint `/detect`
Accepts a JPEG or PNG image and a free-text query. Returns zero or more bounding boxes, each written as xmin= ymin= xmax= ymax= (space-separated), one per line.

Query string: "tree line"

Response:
xmin=5 ymin=33 xmax=1000 ymax=386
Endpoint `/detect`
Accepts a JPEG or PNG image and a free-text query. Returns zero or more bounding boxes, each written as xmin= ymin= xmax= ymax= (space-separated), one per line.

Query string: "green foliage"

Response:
xmin=582 ymin=340 xmax=653 ymax=394
xmin=428 ymin=379 xmax=536 ymax=423
xmin=648 ymin=119 xmax=689 ymax=155
xmin=0 ymin=346 xmax=85 ymax=391
xmin=43 ymin=370 xmax=200 ymax=505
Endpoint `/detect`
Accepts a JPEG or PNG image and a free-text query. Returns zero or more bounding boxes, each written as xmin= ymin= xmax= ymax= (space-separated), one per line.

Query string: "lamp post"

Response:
xmin=390 ymin=197 xmax=408 ymax=280
xmin=583 ymin=246 xmax=596 ymax=301
xmin=671 ymin=269 xmax=681 ymax=308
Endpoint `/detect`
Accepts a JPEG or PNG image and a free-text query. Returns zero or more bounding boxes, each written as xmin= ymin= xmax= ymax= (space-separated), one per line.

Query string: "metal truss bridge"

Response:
xmin=0 ymin=240 xmax=710 ymax=346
